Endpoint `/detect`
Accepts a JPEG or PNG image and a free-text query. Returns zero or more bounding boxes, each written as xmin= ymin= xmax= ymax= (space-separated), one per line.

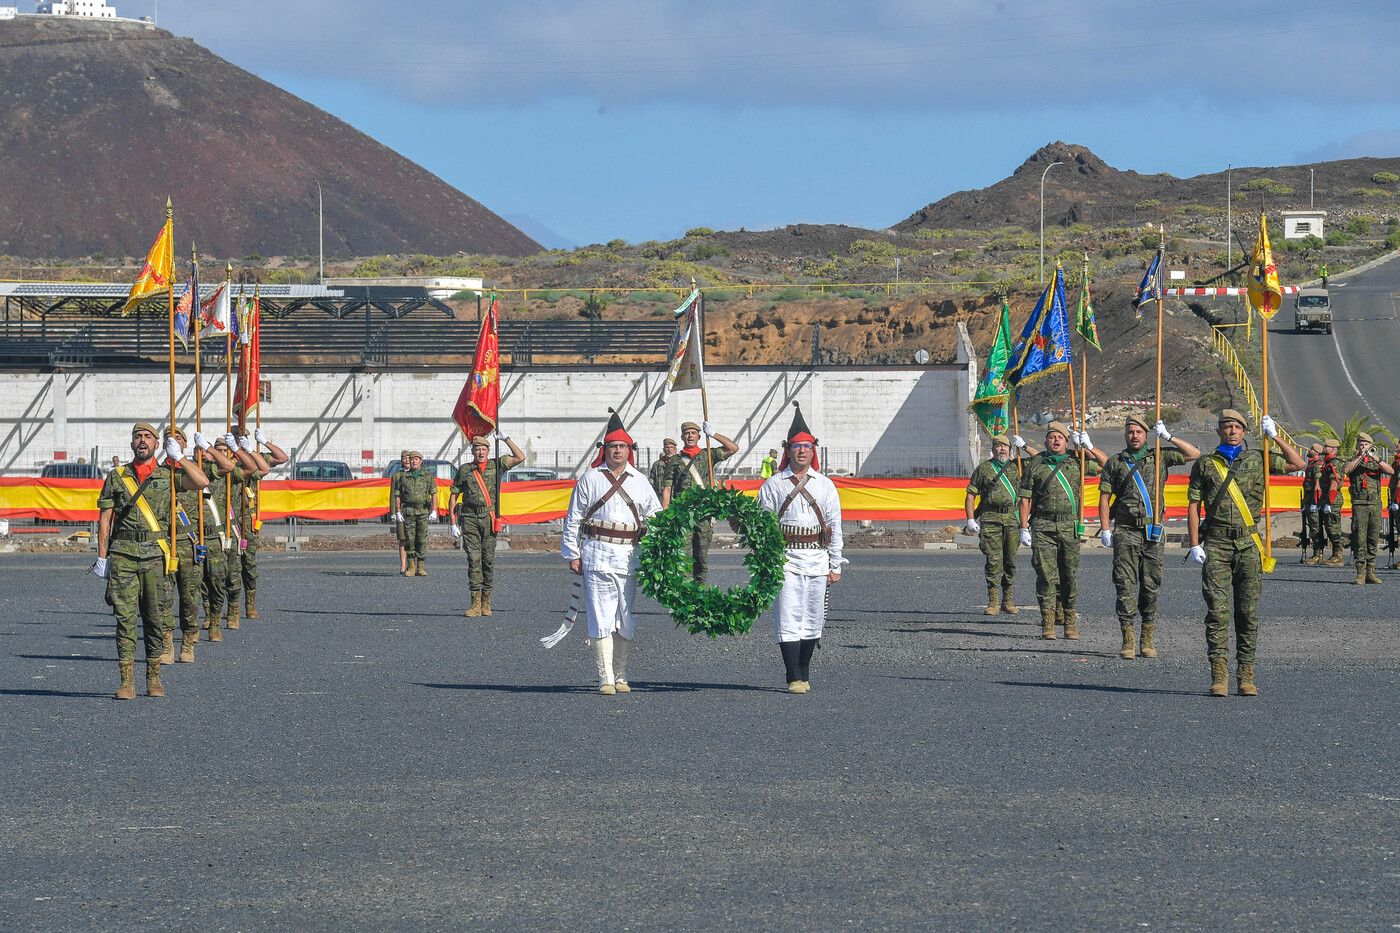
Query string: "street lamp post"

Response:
xmin=1226 ymin=163 xmax=1232 ymax=270
xmin=1039 ymin=161 xmax=1064 ymax=284
xmin=1310 ymin=168 xmax=1315 ymax=208
xmin=316 ymin=181 xmax=324 ymax=285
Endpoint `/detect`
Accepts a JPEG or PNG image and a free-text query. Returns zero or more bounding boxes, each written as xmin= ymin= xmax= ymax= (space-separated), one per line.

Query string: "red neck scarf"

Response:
xmin=681 ymin=446 xmax=702 ymax=458
xmin=130 ymin=458 xmax=157 ymax=482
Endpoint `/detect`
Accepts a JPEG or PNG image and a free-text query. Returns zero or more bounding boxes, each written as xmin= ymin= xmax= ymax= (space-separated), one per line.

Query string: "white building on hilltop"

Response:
xmin=35 ymin=1 xmax=119 ymax=17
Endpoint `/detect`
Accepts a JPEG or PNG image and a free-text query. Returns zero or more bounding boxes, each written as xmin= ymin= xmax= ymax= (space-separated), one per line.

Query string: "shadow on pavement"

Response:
xmin=417 ymin=680 xmax=779 ymax=695
xmin=0 ymin=688 xmax=111 ymax=698
xmin=997 ymin=679 xmax=1201 ymax=697
xmin=38 ymin=610 xmax=111 ymax=618
xmin=66 ymin=634 xmax=111 ymax=641
xmin=14 ymin=654 xmax=107 ymax=663
xmin=283 ymin=608 xmax=467 ymax=619
xmin=319 ymin=571 xmax=418 ymax=578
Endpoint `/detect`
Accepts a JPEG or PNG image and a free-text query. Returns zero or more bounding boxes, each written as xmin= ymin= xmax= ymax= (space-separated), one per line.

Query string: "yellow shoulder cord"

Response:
xmin=1207 ymin=456 xmax=1276 ymax=574
xmin=117 ymin=468 xmax=177 ymax=574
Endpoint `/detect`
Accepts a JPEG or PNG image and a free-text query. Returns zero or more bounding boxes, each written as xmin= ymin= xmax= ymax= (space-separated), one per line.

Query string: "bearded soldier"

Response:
xmin=561 ymin=411 xmax=662 ymax=695
xmin=203 ymin=434 xmax=263 ymax=642
xmin=964 ymin=433 xmax=1037 ymax=615
xmin=1018 ymin=422 xmax=1093 ymax=640
xmin=1096 ymin=415 xmax=1200 ymax=659
xmin=665 ymin=420 xmax=740 ymax=583
xmin=758 ymin=405 xmax=844 ymax=694
xmin=94 ymin=423 xmax=209 ymax=700
xmin=1186 ymin=410 xmax=1304 ymax=697
xmin=1318 ymin=438 xmax=1346 ymax=565
xmin=1344 ymin=431 xmax=1393 ymax=584
xmin=449 ymin=433 xmax=525 ymax=617
xmin=1301 ymin=443 xmax=1324 ymax=565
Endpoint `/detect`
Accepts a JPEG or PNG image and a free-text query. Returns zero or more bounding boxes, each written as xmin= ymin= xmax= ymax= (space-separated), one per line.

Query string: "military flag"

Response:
xmin=1076 ymin=268 xmax=1100 ymax=351
xmin=968 ymin=297 xmax=1013 ymax=435
xmin=200 ymin=282 xmax=230 ymax=337
xmin=1008 ymin=266 xmax=1072 ymax=388
xmin=652 ymin=287 xmax=704 ymax=412
xmin=1248 ymin=212 xmax=1283 ymax=320
xmin=121 ymin=209 xmax=174 ymax=315
xmin=1133 ymin=249 xmax=1162 ymax=318
xmin=453 ymin=295 xmax=500 ymax=438
xmin=173 ymin=262 xmax=198 ymax=351
xmin=234 ymin=293 xmax=261 ymax=422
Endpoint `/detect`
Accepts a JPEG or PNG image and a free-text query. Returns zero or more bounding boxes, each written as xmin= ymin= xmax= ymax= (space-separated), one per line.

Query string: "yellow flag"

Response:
xmin=1247 ymin=212 xmax=1282 ymax=320
xmin=121 ymin=212 xmax=174 ymax=315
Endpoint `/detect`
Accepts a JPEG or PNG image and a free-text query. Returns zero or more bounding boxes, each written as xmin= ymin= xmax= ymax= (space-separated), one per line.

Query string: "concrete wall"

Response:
xmin=0 ymin=364 xmax=976 ymax=477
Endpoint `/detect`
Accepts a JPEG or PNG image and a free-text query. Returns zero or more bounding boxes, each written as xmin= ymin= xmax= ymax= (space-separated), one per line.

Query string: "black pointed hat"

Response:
xmin=592 ymin=408 xmax=637 ymax=467
xmin=779 ymin=402 xmax=819 ymax=471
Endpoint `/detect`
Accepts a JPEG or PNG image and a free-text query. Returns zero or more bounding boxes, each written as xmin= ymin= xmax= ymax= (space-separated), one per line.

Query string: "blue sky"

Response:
xmin=130 ymin=1 xmax=1400 ymax=247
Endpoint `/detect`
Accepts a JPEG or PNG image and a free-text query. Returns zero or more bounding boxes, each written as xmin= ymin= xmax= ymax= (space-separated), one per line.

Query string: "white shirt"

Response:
xmin=560 ymin=463 xmax=662 ymax=574
xmin=758 ymin=467 xmax=845 ymax=575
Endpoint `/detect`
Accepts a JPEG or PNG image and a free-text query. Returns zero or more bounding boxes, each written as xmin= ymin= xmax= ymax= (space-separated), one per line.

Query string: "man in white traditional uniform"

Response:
xmin=561 ymin=410 xmax=662 ymax=695
xmin=758 ymin=404 xmax=844 ymax=694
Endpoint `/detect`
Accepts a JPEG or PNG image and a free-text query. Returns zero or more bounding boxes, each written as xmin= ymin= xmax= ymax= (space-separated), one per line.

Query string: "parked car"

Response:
xmin=292 ymin=461 xmax=354 ymax=482
xmin=40 ymin=462 xmax=102 ymax=479
xmin=382 ymin=459 xmax=456 ymax=482
xmin=1294 ymin=288 xmax=1332 ymax=334
xmin=504 ymin=467 xmax=560 ymax=482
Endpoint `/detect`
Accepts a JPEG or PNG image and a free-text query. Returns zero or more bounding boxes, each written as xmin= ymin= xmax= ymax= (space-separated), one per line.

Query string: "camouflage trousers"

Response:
xmin=109 ymin=550 xmax=167 ymax=661
xmin=977 ymin=514 xmax=1018 ymax=589
xmin=1029 ymin=519 xmax=1080 ymax=613
xmin=1201 ymin=535 xmax=1262 ymax=664
xmin=1323 ymin=508 xmax=1343 ymax=549
xmin=1302 ymin=506 xmax=1322 ymax=551
xmin=241 ymin=529 xmax=260 ymax=599
xmin=403 ymin=509 xmax=430 ymax=560
xmin=204 ymin=538 xmax=239 ymax=619
xmin=460 ymin=512 xmax=498 ymax=594
xmin=1111 ymin=525 xmax=1163 ymax=626
xmin=690 ymin=522 xmax=714 ymax=584
xmin=160 ymin=537 xmax=203 ymax=637
xmin=1351 ymin=501 xmax=1382 ymax=563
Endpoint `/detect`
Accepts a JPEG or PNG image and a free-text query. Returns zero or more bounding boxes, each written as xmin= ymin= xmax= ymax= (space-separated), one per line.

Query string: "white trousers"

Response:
xmin=774 ymin=569 xmax=827 ymax=643
xmin=584 ymin=570 xmax=637 ymax=639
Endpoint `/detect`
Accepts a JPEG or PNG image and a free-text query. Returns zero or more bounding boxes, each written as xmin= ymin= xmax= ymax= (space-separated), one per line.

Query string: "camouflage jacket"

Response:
xmin=1018 ymin=452 xmax=1083 ymax=523
xmin=398 ymin=469 xmax=438 ymax=512
xmin=1187 ymin=448 xmax=1292 ymax=532
xmin=1099 ymin=447 xmax=1186 ymax=527
xmin=966 ymin=457 xmax=1022 ymax=517
xmin=647 ymin=455 xmax=678 ymax=499
xmin=671 ymin=447 xmax=733 ymax=496
xmin=98 ymin=462 xmax=174 ymax=559
xmin=452 ymin=456 xmax=510 ymax=517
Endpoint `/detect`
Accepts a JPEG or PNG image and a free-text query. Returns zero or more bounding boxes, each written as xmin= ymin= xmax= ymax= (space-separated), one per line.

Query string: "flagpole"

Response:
xmin=493 ymin=297 xmax=502 ymax=532
xmin=1079 ymin=253 xmax=1089 ymax=501
xmin=225 ymin=262 xmax=233 ymax=541
xmin=253 ymin=278 xmax=262 ymax=534
xmin=1153 ymin=226 xmax=1165 ymax=529
xmin=193 ymin=243 xmax=204 ymax=550
xmin=694 ymin=278 xmax=715 ymax=488
xmin=1007 ymin=293 xmax=1023 ymax=480
xmin=167 ymin=200 xmax=178 ymax=567
xmin=1259 ymin=214 xmax=1272 ymax=560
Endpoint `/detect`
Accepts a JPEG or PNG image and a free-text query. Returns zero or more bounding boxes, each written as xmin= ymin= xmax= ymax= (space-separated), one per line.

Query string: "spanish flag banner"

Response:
xmin=121 ymin=206 xmax=175 ymax=316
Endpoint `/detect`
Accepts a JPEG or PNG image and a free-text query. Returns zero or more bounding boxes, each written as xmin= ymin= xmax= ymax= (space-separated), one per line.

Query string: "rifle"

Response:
xmin=1388 ymin=506 xmax=1397 ymax=567
xmin=1298 ymin=503 xmax=1310 ymax=562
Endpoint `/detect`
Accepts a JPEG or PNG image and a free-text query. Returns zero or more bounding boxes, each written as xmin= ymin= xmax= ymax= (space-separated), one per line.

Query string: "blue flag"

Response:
xmin=173 ymin=262 xmax=197 ymax=351
xmin=1008 ymin=267 xmax=1072 ymax=388
xmin=1134 ymin=250 xmax=1162 ymax=317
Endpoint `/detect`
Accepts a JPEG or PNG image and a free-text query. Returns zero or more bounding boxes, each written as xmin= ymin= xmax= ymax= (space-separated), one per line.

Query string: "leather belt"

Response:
xmin=584 ymin=520 xmax=641 ymax=544
xmin=782 ymin=524 xmax=826 ymax=548
xmin=113 ymin=530 xmax=157 ymax=542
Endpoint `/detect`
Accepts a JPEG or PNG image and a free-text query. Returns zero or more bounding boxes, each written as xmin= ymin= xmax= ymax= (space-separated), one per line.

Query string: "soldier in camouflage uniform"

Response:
xmin=1017 ymin=422 xmax=1092 ymax=639
xmin=390 ymin=450 xmax=410 ymax=574
xmin=203 ymin=433 xmax=266 ymax=640
xmin=964 ymin=432 xmax=1037 ymax=615
xmin=1344 ymin=431 xmax=1393 ymax=584
xmin=1186 ymin=409 xmax=1304 ymax=697
xmin=396 ymin=451 xmax=437 ymax=576
xmin=1390 ymin=450 xmax=1400 ymax=570
xmin=1096 ymin=414 xmax=1200 ymax=659
xmin=235 ymin=427 xmax=288 ymax=621
xmin=1318 ymin=438 xmax=1346 ymax=565
xmin=158 ymin=426 xmax=239 ymax=664
xmin=666 ymin=420 xmax=740 ymax=584
xmin=449 ymin=433 xmax=525 ymax=616
xmin=1300 ymin=443 xmax=1324 ymax=564
xmin=648 ymin=437 xmax=679 ymax=499
xmin=94 ymin=422 xmax=209 ymax=700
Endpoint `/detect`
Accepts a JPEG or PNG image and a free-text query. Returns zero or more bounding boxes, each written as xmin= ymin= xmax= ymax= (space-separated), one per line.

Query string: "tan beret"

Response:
xmin=400 ymin=449 xmax=411 ymax=457
xmin=132 ymin=421 xmax=158 ymax=437
xmin=408 ymin=450 xmax=423 ymax=459
xmin=1217 ymin=409 xmax=1249 ymax=429
xmin=470 ymin=436 xmax=491 ymax=448
xmin=1309 ymin=443 xmax=1323 ymax=454
xmin=1357 ymin=431 xmax=1374 ymax=445
xmin=165 ymin=425 xmax=186 ymax=441
xmin=990 ymin=434 xmax=1011 ymax=446
xmin=1124 ymin=413 xmax=1150 ymax=433
xmin=680 ymin=421 xmax=701 ymax=434
xmin=1044 ymin=421 xmax=1071 ymax=440
xmin=1324 ymin=437 xmax=1340 ymax=448
xmin=664 ymin=438 xmax=678 ymax=447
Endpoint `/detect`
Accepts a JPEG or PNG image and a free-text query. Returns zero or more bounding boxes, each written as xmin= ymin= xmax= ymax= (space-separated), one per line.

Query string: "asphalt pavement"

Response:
xmin=1269 ymin=251 xmax=1400 ymax=434
xmin=1 ymin=549 xmax=1397 ymax=931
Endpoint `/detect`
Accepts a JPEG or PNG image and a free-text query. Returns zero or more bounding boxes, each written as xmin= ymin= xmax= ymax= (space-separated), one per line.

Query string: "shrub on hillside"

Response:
xmin=684 ymin=227 xmax=715 ymax=238
xmin=1370 ymin=172 xmax=1399 ymax=185
xmin=1350 ymin=187 xmax=1394 ymax=199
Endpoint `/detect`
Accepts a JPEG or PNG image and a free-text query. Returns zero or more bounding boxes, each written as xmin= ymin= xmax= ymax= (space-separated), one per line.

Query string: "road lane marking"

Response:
xmin=1330 ymin=328 xmax=1387 ymax=427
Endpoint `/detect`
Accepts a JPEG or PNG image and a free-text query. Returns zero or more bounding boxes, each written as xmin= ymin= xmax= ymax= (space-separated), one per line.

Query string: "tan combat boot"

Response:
xmin=1209 ymin=659 xmax=1229 ymax=697
xmin=1237 ymin=661 xmax=1258 ymax=697
xmin=178 ymin=632 xmax=196 ymax=663
xmin=403 ymin=564 xmax=414 ymax=577
xmin=226 ymin=606 xmax=240 ymax=630
xmin=146 ymin=659 xmax=165 ymax=698
xmin=1062 ymin=607 xmax=1079 ymax=640
xmin=415 ymin=558 xmax=427 ymax=577
xmin=1138 ymin=623 xmax=1158 ymax=658
xmin=158 ymin=629 xmax=175 ymax=665
xmin=114 ymin=660 xmax=136 ymax=701
xmin=1365 ymin=561 xmax=1383 ymax=584
xmin=1326 ymin=547 xmax=1345 ymax=566
xmin=463 ymin=592 xmax=483 ymax=618
xmin=209 ymin=616 xmax=223 ymax=642
xmin=1355 ymin=563 xmax=1367 ymax=585
xmin=1040 ymin=607 xmax=1057 ymax=640
xmin=1119 ymin=625 xmax=1136 ymax=659
xmin=481 ymin=591 xmax=493 ymax=616
xmin=984 ymin=586 xmax=1000 ymax=616
xmin=245 ymin=590 xmax=258 ymax=620
xmin=1001 ymin=586 xmax=1018 ymax=614
xmin=1302 ymin=549 xmax=1322 ymax=566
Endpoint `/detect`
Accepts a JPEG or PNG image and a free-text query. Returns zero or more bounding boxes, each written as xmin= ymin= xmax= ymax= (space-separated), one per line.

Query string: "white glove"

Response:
xmin=254 ymin=427 xmax=267 ymax=445
xmin=1189 ymin=544 xmax=1207 ymax=564
xmin=451 ymin=523 xmax=462 ymax=539
xmin=1261 ymin=415 xmax=1279 ymax=439
xmin=1077 ymin=431 xmax=1094 ymax=450
xmin=91 ymin=557 xmax=109 ymax=579
xmin=1011 ymin=435 xmax=1026 ymax=449
xmin=237 ymin=435 xmax=254 ymax=453
xmin=497 ymin=432 xmax=510 ymax=443
xmin=1390 ymin=502 xmax=1398 ymax=513
xmin=192 ymin=431 xmax=213 ymax=451
xmin=1154 ymin=420 xmax=1172 ymax=441
xmin=164 ymin=437 xmax=184 ymax=462
xmin=1323 ymin=504 xmax=1332 ymax=514
xmin=1309 ymin=504 xmax=1318 ymax=512
xmin=223 ymin=433 xmax=237 ymax=449
xmin=965 ymin=518 xmax=980 ymax=535
xmin=1019 ymin=528 xmax=1032 ymax=547
xmin=702 ymin=421 xmax=716 ymax=437
xmin=393 ymin=511 xmax=404 ymax=523
xmin=1100 ymin=529 xmax=1113 ymax=548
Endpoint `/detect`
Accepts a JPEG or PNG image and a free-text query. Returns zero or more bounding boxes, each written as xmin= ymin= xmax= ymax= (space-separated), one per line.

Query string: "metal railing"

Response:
xmin=1210 ymin=326 xmax=1298 ymax=449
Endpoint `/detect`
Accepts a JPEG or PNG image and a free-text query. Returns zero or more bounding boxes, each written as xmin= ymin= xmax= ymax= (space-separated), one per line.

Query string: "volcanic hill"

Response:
xmin=0 ymin=17 xmax=539 ymax=259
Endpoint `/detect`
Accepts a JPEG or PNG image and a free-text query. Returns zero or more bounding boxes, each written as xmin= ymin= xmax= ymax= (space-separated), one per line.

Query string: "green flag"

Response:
xmin=1076 ymin=272 xmax=1101 ymax=351
xmin=968 ymin=298 xmax=1014 ymax=435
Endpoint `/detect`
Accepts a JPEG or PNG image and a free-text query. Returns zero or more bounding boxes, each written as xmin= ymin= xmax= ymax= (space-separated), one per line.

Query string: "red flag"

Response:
xmin=233 ymin=295 xmax=261 ymax=426
xmin=453 ymin=297 xmax=500 ymax=439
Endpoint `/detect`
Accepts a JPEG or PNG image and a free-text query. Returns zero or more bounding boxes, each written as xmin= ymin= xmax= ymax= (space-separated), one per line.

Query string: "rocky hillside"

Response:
xmin=0 ymin=17 xmax=539 ymax=259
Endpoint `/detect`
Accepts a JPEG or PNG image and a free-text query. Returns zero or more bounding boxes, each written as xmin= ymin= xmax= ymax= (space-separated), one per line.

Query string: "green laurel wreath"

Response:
xmin=638 ymin=484 xmax=786 ymax=638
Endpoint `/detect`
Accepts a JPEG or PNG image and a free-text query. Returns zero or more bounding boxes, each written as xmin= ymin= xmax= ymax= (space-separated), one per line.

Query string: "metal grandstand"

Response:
xmin=0 ymin=282 xmax=676 ymax=370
